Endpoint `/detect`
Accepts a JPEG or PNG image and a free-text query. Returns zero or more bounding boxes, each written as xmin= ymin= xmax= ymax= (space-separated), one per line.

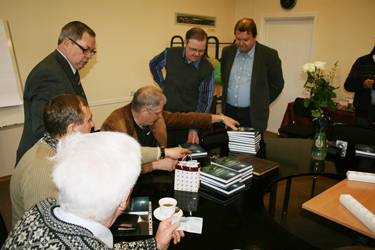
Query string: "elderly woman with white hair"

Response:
xmin=2 ymin=132 xmax=184 ymax=250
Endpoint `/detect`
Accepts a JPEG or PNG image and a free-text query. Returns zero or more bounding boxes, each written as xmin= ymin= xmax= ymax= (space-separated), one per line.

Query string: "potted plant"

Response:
xmin=302 ymin=61 xmax=338 ymax=159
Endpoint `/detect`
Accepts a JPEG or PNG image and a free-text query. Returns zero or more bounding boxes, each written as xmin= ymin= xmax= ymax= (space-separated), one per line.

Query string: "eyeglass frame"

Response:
xmin=187 ymin=46 xmax=205 ymax=54
xmin=68 ymin=38 xmax=97 ymax=56
xmin=147 ymin=108 xmax=163 ymax=116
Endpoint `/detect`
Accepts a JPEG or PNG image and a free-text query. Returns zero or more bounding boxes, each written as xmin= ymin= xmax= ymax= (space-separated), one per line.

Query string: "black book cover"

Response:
xmin=355 ymin=144 xmax=375 ymax=158
xmin=113 ymin=214 xmax=139 ymax=229
xmin=211 ymin=156 xmax=253 ymax=173
xmin=124 ymin=196 xmax=149 ymax=215
xmin=179 ymin=142 xmax=207 ymax=158
xmin=200 ymin=164 xmax=242 ymax=183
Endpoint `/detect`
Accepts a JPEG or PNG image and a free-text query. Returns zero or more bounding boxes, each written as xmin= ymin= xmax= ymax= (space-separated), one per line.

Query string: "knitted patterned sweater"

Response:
xmin=2 ymin=198 xmax=157 ymax=249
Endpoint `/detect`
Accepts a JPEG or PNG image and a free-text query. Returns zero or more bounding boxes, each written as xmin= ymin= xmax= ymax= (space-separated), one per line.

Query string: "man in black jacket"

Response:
xmin=344 ymin=47 xmax=375 ymax=128
xmin=16 ymin=21 xmax=96 ymax=165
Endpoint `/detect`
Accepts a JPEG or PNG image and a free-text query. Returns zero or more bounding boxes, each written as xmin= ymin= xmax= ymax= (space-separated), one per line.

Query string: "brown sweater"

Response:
xmin=101 ymin=103 xmax=213 ymax=173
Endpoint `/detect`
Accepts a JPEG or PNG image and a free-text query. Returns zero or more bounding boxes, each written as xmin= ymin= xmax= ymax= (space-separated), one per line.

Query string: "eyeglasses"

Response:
xmin=148 ymin=108 xmax=163 ymax=116
xmin=188 ymin=46 xmax=205 ymax=54
xmin=68 ymin=38 xmax=97 ymax=56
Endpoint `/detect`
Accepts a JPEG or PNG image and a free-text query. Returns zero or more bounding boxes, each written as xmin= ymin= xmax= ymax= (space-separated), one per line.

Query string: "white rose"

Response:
xmin=302 ymin=62 xmax=315 ymax=73
xmin=314 ymin=61 xmax=326 ymax=71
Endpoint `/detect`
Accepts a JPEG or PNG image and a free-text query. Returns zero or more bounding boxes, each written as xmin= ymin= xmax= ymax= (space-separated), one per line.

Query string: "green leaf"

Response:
xmin=304 ymin=98 xmax=311 ymax=108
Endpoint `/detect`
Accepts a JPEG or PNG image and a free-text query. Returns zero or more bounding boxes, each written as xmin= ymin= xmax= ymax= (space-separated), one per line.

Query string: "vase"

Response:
xmin=311 ymin=117 xmax=333 ymax=160
xmin=309 ymin=159 xmax=325 ymax=173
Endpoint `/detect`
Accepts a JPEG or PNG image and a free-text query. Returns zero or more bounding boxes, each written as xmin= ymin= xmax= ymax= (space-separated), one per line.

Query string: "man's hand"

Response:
xmin=223 ymin=116 xmax=240 ymax=130
xmin=187 ymin=131 xmax=199 ymax=144
xmin=165 ymin=147 xmax=192 ymax=159
xmin=364 ymin=79 xmax=374 ymax=89
xmin=152 ymin=158 xmax=178 ymax=171
xmin=155 ymin=217 xmax=185 ymax=250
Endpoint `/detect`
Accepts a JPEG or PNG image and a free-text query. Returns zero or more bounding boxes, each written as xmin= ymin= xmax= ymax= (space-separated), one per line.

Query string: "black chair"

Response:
xmin=0 ymin=211 xmax=7 ymax=247
xmin=329 ymin=123 xmax=375 ymax=146
xmin=330 ymin=123 xmax=375 ymax=173
xmin=278 ymin=97 xmax=316 ymax=138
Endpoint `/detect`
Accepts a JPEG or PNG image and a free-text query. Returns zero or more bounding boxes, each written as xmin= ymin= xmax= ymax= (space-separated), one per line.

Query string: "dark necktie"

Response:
xmin=75 ymin=70 xmax=84 ymax=97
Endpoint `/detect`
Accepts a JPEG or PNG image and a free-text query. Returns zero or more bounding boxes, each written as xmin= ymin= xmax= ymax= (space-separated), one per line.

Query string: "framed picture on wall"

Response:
xmin=175 ymin=13 xmax=216 ymax=27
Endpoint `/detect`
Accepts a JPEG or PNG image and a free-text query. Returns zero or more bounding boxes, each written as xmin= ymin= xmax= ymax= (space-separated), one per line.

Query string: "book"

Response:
xmin=200 ymin=164 xmax=242 ymax=184
xmin=211 ymin=156 xmax=253 ymax=173
xmin=240 ymin=172 xmax=253 ymax=182
xmin=231 ymin=153 xmax=279 ymax=176
xmin=112 ymin=200 xmax=153 ymax=236
xmin=227 ymin=127 xmax=259 ymax=135
xmin=200 ymin=181 xmax=245 ymax=195
xmin=200 ymin=175 xmax=241 ymax=189
xmin=124 ymin=196 xmax=149 ymax=215
xmin=355 ymin=144 xmax=375 ymax=159
xmin=228 ymin=149 xmax=258 ymax=155
xmin=113 ymin=214 xmax=139 ymax=229
xmin=179 ymin=142 xmax=207 ymax=159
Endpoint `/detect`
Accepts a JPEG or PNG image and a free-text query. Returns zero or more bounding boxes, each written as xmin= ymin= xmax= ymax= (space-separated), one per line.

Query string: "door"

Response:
xmin=259 ymin=14 xmax=318 ymax=133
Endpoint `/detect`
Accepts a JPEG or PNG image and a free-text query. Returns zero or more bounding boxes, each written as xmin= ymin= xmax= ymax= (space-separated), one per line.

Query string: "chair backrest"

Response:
xmin=0 ymin=211 xmax=7 ymax=247
xmin=329 ymin=123 xmax=375 ymax=146
xmin=293 ymin=97 xmax=315 ymax=118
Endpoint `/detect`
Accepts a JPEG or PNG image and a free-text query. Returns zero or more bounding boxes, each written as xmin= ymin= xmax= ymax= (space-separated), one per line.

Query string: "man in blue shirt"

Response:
xmin=149 ymin=28 xmax=215 ymax=147
xmin=221 ymin=18 xmax=284 ymax=139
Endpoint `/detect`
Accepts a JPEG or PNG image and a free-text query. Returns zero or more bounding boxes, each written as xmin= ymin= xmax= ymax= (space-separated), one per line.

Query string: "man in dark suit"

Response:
xmin=221 ymin=18 xmax=284 ymax=138
xmin=15 ymin=21 xmax=96 ymax=165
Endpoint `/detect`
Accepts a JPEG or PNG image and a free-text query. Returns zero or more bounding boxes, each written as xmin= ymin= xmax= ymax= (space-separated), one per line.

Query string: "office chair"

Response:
xmin=329 ymin=123 xmax=375 ymax=146
xmin=278 ymin=97 xmax=316 ymax=138
xmin=0 ymin=211 xmax=7 ymax=247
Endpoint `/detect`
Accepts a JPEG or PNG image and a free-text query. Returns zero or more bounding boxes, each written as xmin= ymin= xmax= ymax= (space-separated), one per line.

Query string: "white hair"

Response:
xmin=51 ymin=132 xmax=141 ymax=222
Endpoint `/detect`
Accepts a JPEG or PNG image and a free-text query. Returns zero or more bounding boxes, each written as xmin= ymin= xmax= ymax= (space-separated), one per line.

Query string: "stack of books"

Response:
xmin=227 ymin=127 xmax=261 ymax=156
xmin=200 ymin=157 xmax=253 ymax=195
xmin=355 ymin=144 xmax=375 ymax=159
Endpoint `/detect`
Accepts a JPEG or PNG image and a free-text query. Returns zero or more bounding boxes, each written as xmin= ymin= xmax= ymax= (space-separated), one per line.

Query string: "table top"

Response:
xmin=302 ymin=179 xmax=375 ymax=239
xmin=114 ymin=138 xmax=352 ymax=250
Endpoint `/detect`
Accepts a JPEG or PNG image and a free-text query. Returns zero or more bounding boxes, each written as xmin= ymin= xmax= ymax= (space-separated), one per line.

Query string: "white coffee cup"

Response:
xmin=159 ymin=197 xmax=177 ymax=217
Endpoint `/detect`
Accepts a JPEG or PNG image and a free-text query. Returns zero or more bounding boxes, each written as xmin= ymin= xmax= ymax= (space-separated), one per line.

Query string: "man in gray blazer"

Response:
xmin=16 ymin=21 xmax=96 ymax=165
xmin=221 ymin=18 xmax=284 ymax=138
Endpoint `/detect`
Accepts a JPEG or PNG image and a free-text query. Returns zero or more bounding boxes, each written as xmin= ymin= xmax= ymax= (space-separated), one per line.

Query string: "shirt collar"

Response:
xmin=42 ymin=132 xmax=59 ymax=151
xmin=235 ymin=42 xmax=256 ymax=58
xmin=182 ymin=47 xmax=201 ymax=69
xmin=53 ymin=207 xmax=114 ymax=248
xmin=57 ymin=49 xmax=77 ymax=74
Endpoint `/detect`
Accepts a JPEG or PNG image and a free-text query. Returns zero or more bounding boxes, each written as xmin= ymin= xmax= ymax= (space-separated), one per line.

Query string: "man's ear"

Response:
xmin=140 ymin=108 xmax=149 ymax=116
xmin=184 ymin=39 xmax=187 ymax=47
xmin=119 ymin=189 xmax=133 ymax=211
xmin=62 ymin=37 xmax=71 ymax=47
xmin=66 ymin=123 xmax=76 ymax=134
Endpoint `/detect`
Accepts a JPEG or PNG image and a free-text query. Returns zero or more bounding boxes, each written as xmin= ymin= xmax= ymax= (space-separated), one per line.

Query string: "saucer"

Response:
xmin=153 ymin=207 xmax=183 ymax=221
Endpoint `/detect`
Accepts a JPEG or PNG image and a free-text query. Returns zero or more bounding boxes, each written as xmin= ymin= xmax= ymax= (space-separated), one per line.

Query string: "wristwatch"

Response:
xmin=160 ymin=146 xmax=165 ymax=159
xmin=220 ymin=113 xmax=225 ymax=123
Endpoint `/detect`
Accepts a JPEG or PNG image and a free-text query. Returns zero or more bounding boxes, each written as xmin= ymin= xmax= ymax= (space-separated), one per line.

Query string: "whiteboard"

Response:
xmin=0 ymin=19 xmax=24 ymax=128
